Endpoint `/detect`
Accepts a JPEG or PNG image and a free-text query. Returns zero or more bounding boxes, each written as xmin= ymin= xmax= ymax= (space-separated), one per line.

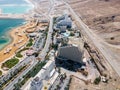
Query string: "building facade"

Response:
xmin=57 ymin=45 xmax=83 ymax=63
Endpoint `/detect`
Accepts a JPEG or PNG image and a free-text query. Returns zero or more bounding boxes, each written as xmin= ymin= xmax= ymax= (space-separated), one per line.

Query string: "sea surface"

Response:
xmin=0 ymin=19 xmax=25 ymax=50
xmin=0 ymin=0 xmax=29 ymax=5
xmin=0 ymin=0 xmax=33 ymax=14
xmin=0 ymin=0 xmax=32 ymax=50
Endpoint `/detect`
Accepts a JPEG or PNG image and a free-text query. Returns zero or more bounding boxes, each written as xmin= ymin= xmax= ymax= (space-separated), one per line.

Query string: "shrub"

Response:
xmin=70 ymin=32 xmax=75 ymax=36
xmin=94 ymin=77 xmax=101 ymax=85
xmin=52 ymin=44 xmax=58 ymax=50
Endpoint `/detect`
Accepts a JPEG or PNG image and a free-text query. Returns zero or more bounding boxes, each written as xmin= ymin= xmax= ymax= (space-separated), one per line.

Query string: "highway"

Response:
xmin=39 ymin=0 xmax=54 ymax=61
xmin=4 ymin=56 xmax=38 ymax=90
xmin=33 ymin=33 xmax=45 ymax=51
xmin=0 ymin=55 xmax=35 ymax=83
xmin=63 ymin=1 xmax=120 ymax=77
xmin=39 ymin=17 xmax=53 ymax=61
xmin=5 ymin=0 xmax=54 ymax=89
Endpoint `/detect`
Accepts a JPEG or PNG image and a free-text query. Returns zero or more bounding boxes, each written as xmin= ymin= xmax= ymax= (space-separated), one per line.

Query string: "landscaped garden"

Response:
xmin=2 ymin=58 xmax=19 ymax=69
xmin=16 ymin=47 xmax=29 ymax=58
xmin=16 ymin=52 xmax=23 ymax=58
xmin=13 ymin=61 xmax=46 ymax=89
xmin=26 ymin=38 xmax=33 ymax=47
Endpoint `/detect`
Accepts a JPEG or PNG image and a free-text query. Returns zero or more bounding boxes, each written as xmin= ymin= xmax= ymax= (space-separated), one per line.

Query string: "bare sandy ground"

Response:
xmin=64 ymin=0 xmax=120 ymax=76
xmin=26 ymin=22 xmax=48 ymax=33
xmin=70 ymin=76 xmax=120 ymax=90
xmin=65 ymin=0 xmax=120 ymax=45
xmin=0 ymin=22 xmax=36 ymax=63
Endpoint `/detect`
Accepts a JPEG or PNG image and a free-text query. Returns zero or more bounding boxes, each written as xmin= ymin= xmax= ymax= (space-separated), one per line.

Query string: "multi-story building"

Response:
xmin=27 ymin=60 xmax=59 ymax=90
xmin=57 ymin=45 xmax=84 ymax=63
xmin=56 ymin=15 xmax=72 ymax=29
xmin=54 ymin=14 xmax=72 ymax=33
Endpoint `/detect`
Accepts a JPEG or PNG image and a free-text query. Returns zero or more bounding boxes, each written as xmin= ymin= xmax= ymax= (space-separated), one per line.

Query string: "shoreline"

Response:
xmin=0 ymin=0 xmax=35 ymax=16
xmin=0 ymin=21 xmax=37 ymax=63
xmin=0 ymin=32 xmax=12 ymax=51
xmin=0 ymin=22 xmax=26 ymax=51
xmin=0 ymin=0 xmax=36 ymax=63
xmin=0 ymin=0 xmax=35 ymax=50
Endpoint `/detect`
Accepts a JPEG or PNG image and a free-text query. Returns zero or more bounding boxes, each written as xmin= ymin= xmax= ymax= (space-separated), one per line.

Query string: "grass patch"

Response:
xmin=2 ymin=58 xmax=19 ymax=69
xmin=26 ymin=38 xmax=33 ymax=47
xmin=18 ymin=47 xmax=29 ymax=53
xmin=0 ymin=70 xmax=2 ymax=76
xmin=16 ymin=47 xmax=29 ymax=58
xmin=16 ymin=53 xmax=23 ymax=58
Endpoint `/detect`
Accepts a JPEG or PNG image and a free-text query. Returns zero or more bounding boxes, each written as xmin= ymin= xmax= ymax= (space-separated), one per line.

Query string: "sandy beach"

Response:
xmin=0 ymin=21 xmax=36 ymax=63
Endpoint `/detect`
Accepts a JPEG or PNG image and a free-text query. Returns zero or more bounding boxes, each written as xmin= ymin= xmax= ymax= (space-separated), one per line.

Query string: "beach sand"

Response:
xmin=26 ymin=22 xmax=48 ymax=33
xmin=0 ymin=21 xmax=36 ymax=63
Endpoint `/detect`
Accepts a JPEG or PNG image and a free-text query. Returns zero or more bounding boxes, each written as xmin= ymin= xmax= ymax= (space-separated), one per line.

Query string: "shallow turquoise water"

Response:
xmin=0 ymin=0 xmax=28 ymax=5
xmin=0 ymin=0 xmax=33 ymax=14
xmin=0 ymin=19 xmax=25 ymax=50
xmin=0 ymin=0 xmax=31 ymax=50
xmin=0 ymin=5 xmax=32 ymax=14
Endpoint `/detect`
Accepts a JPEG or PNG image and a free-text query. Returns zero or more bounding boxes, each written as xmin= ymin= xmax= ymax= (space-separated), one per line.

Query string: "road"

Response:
xmin=4 ymin=56 xmax=38 ymax=90
xmin=60 ymin=76 xmax=70 ymax=90
xmin=33 ymin=33 xmax=45 ymax=51
xmin=39 ymin=0 xmax=54 ymax=61
xmin=63 ymin=1 xmax=120 ymax=77
xmin=39 ymin=17 xmax=53 ymax=61
xmin=4 ymin=0 xmax=55 ymax=89
xmin=2 ymin=0 xmax=55 ymax=89
xmin=0 ymin=55 xmax=35 ymax=83
xmin=48 ymin=0 xmax=55 ymax=17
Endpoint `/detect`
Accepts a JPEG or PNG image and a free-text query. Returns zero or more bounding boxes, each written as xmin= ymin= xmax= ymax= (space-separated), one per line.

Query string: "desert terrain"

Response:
xmin=64 ymin=0 xmax=120 ymax=72
xmin=65 ymin=0 xmax=120 ymax=45
xmin=69 ymin=76 xmax=120 ymax=90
